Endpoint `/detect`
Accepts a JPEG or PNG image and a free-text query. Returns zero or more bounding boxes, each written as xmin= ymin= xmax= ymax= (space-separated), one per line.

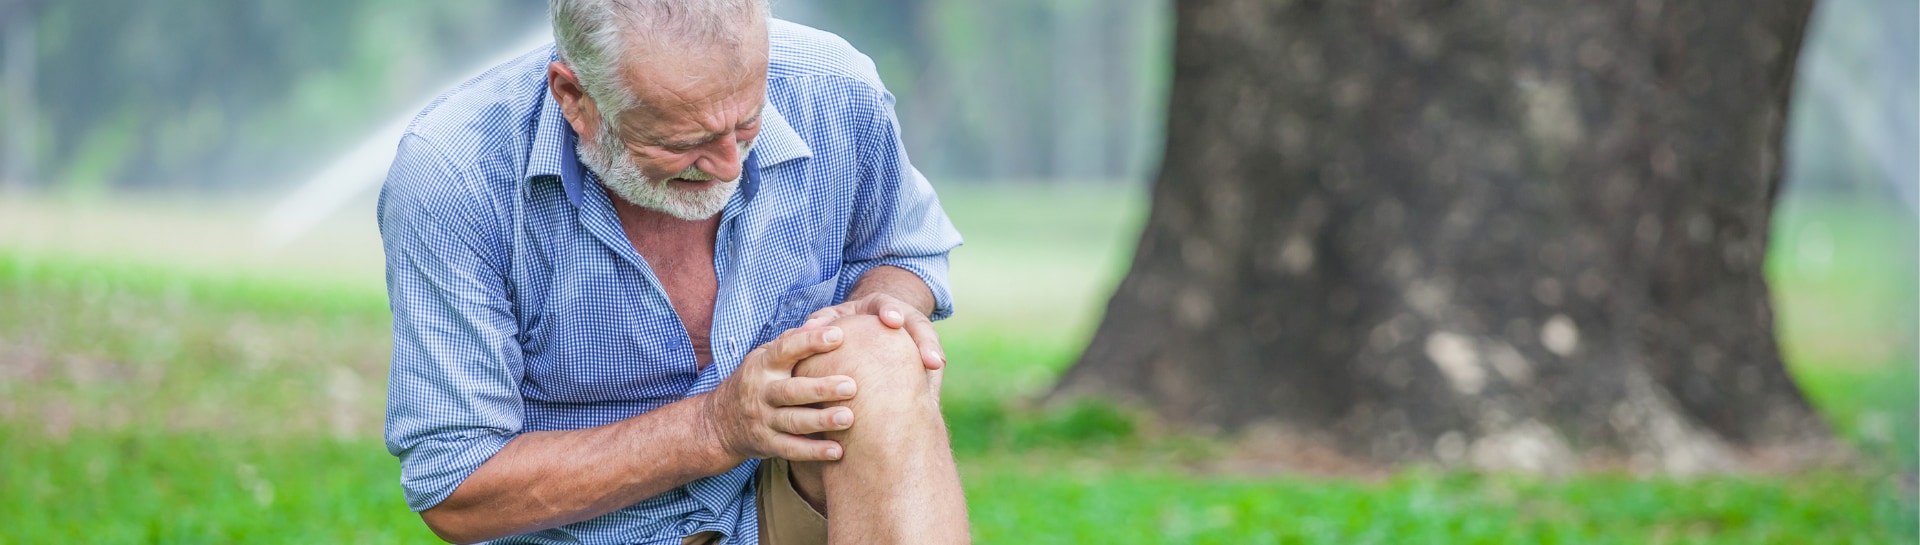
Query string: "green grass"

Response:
xmin=2 ymin=428 xmax=422 ymax=544
xmin=4 ymin=428 xmax=1907 ymax=545
xmin=0 ymin=251 xmax=393 ymax=438
xmin=962 ymin=464 xmax=1912 ymax=545
xmin=1 ymin=187 xmax=1915 ymax=543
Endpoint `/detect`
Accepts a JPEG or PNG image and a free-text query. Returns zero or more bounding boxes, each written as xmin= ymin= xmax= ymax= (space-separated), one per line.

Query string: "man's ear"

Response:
xmin=547 ymin=61 xmax=598 ymax=141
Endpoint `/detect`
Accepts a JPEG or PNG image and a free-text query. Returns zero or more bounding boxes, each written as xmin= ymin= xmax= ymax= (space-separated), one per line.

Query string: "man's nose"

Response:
xmin=695 ymin=134 xmax=747 ymax=182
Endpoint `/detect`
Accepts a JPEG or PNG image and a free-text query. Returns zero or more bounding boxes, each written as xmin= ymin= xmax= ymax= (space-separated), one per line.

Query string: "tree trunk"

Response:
xmin=1052 ymin=0 xmax=1832 ymax=473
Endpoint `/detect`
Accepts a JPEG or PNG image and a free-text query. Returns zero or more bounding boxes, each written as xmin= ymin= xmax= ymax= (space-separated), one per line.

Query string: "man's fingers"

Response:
xmin=876 ymin=299 xmax=910 ymax=328
xmin=757 ymin=325 xmax=844 ymax=373
xmin=766 ymin=434 xmax=845 ymax=462
xmin=803 ymin=303 xmax=853 ymax=329
xmin=765 ymin=375 xmax=857 ymax=407
xmin=769 ymin=406 xmax=855 ymax=436
xmin=903 ymin=317 xmax=946 ymax=370
xmin=869 ymin=296 xmax=939 ymax=367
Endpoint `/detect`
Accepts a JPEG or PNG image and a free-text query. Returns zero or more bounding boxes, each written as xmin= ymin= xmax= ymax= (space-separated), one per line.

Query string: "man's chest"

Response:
xmin=616 ymin=213 xmax=722 ymax=368
xmin=506 ymin=178 xmax=851 ymax=410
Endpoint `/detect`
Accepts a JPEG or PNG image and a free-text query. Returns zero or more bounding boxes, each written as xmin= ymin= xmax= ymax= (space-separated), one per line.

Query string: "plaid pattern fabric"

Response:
xmin=378 ymin=20 xmax=960 ymax=545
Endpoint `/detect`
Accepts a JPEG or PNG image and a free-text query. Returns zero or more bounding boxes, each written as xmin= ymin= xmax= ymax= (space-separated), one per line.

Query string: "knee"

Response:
xmin=793 ymin=315 xmax=929 ymax=410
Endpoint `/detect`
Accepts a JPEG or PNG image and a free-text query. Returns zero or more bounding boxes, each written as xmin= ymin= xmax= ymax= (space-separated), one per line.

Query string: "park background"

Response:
xmin=0 ymin=0 xmax=1914 ymax=542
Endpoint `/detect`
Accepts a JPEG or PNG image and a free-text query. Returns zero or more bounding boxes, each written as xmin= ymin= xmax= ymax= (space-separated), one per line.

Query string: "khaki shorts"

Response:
xmin=683 ymin=458 xmax=826 ymax=545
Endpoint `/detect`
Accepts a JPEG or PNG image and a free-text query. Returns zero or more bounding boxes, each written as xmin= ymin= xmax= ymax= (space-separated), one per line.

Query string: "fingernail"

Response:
xmin=832 ymin=409 xmax=853 ymax=426
xmin=835 ymin=381 xmax=856 ymax=397
xmin=885 ymin=310 xmax=903 ymax=323
xmin=927 ymin=348 xmax=942 ymax=363
xmin=826 ymin=446 xmax=843 ymax=459
xmin=822 ymin=328 xmax=842 ymax=343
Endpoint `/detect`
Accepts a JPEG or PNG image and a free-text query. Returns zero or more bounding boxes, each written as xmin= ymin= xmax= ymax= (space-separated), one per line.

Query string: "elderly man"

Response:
xmin=377 ymin=0 xmax=969 ymax=543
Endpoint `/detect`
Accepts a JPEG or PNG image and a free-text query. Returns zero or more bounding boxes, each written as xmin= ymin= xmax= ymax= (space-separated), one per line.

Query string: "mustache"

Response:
xmin=650 ymin=140 xmax=754 ymax=185
xmin=664 ymin=165 xmax=717 ymax=183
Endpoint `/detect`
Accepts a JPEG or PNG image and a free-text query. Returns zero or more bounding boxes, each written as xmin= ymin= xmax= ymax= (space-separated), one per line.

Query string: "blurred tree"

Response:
xmin=1054 ymin=0 xmax=1833 ymax=472
xmin=21 ymin=0 xmax=1170 ymax=191
xmin=11 ymin=0 xmax=542 ymax=192
xmin=0 ymin=0 xmax=38 ymax=189
xmin=781 ymin=0 xmax=1170 ymax=182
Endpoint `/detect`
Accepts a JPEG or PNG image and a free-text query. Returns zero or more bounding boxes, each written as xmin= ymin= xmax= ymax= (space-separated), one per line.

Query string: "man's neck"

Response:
xmin=608 ymin=197 xmax=724 ymax=234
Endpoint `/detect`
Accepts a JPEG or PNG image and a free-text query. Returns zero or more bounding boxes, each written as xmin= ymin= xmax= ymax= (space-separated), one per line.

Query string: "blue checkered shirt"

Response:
xmin=378 ymin=20 xmax=960 ymax=545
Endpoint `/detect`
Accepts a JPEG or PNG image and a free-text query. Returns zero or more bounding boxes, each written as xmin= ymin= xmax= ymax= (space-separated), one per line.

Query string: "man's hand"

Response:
xmin=702 ymin=325 xmax=861 ymax=462
xmin=804 ymin=269 xmax=945 ymax=371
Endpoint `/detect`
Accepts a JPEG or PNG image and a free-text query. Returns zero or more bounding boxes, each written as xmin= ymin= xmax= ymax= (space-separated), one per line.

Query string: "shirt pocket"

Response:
xmin=757 ymin=275 xmax=839 ymax=346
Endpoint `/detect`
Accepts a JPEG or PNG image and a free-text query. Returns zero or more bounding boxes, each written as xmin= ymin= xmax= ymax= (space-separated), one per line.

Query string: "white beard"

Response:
xmin=576 ymin=125 xmax=746 ymax=221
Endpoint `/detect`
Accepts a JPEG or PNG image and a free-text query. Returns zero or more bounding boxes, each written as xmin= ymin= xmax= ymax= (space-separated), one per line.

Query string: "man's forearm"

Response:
xmin=420 ymin=397 xmax=737 ymax=544
xmin=849 ymin=265 xmax=936 ymax=316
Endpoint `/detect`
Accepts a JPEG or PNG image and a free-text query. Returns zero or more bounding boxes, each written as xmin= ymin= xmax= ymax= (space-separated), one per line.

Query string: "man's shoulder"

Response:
xmin=379 ymin=45 xmax=553 ymax=241
xmin=402 ymin=44 xmax=555 ymax=165
xmin=768 ymin=20 xmax=888 ymax=95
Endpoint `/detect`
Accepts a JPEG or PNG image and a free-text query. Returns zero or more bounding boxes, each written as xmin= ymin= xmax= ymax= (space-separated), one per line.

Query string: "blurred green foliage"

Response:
xmin=2 ymin=0 xmax=1172 ymax=192
xmin=2 ymin=0 xmax=1908 ymax=199
xmin=782 ymin=0 xmax=1169 ymax=181
xmin=5 ymin=0 xmax=543 ymax=192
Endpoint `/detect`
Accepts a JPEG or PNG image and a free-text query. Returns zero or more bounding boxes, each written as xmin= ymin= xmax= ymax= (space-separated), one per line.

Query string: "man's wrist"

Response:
xmin=849 ymin=265 xmax=937 ymax=317
xmin=687 ymin=392 xmax=746 ymax=474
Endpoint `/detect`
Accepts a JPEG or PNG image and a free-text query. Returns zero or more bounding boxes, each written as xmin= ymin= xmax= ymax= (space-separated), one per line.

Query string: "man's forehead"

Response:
xmin=619 ymin=30 xmax=769 ymax=104
xmin=627 ymin=64 xmax=765 ymax=110
xmin=617 ymin=45 xmax=767 ymax=126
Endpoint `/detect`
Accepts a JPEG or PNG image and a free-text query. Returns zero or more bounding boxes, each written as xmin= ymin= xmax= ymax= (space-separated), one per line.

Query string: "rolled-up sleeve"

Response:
xmin=837 ymin=88 xmax=964 ymax=320
xmin=378 ymin=134 xmax=526 ymax=512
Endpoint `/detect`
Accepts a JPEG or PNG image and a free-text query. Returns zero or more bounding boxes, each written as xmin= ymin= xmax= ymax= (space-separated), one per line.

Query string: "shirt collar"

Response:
xmin=529 ymin=87 xmax=813 ymax=210
xmin=748 ymin=98 xmax=812 ymax=169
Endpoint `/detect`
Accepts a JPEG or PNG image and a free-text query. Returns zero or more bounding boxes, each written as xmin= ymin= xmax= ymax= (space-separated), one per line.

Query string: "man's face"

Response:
xmin=572 ymin=39 xmax=769 ymax=220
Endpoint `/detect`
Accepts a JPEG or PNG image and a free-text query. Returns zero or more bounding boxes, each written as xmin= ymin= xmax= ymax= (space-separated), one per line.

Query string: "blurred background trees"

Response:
xmin=0 ymin=0 xmax=1910 ymax=202
xmin=780 ymin=0 xmax=1169 ymax=181
xmin=0 ymin=0 xmax=1173 ymax=192
xmin=0 ymin=0 xmax=547 ymax=193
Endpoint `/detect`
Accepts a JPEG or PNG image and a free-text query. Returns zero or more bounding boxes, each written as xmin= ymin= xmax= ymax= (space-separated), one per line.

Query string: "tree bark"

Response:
xmin=1052 ymin=0 xmax=1831 ymax=473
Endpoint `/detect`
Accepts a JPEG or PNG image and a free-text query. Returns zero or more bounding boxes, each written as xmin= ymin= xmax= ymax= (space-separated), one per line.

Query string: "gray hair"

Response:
xmin=549 ymin=0 xmax=772 ymax=124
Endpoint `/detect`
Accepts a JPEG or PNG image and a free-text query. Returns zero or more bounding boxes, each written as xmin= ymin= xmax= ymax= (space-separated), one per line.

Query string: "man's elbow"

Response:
xmin=420 ymin=506 xmax=485 ymax=545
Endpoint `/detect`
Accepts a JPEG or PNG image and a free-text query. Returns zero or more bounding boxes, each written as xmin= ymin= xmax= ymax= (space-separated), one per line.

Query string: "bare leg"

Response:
xmin=787 ymin=315 xmax=969 ymax=544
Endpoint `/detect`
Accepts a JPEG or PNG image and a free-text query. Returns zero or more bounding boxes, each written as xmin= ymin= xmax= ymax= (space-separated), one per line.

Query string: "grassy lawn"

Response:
xmin=0 ymin=186 xmax=1914 ymax=543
